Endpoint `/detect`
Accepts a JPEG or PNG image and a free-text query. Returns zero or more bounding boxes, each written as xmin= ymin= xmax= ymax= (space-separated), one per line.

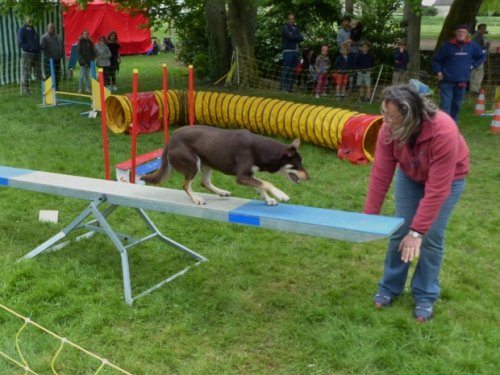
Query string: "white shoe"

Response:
xmin=112 ymin=85 xmax=117 ymax=92
xmin=77 ymin=89 xmax=82 ymax=94
xmin=315 ymin=94 xmax=320 ymax=99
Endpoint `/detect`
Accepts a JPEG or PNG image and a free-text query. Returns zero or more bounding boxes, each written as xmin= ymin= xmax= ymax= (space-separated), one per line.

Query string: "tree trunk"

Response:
xmin=345 ymin=0 xmax=354 ymax=15
xmin=228 ymin=0 xmax=258 ymax=87
xmin=403 ymin=0 xmax=421 ymax=79
xmin=435 ymin=0 xmax=484 ymax=51
xmin=204 ymin=0 xmax=230 ymax=81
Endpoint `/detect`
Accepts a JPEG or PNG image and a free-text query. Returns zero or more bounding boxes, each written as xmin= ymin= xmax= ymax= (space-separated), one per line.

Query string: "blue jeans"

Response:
xmin=279 ymin=51 xmax=299 ymax=92
xmin=79 ymin=65 xmax=91 ymax=91
xmin=378 ymin=170 xmax=465 ymax=304
xmin=439 ymin=81 xmax=466 ymax=124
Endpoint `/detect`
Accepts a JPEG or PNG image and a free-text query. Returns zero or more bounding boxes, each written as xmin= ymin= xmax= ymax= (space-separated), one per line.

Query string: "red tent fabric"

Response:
xmin=62 ymin=0 xmax=152 ymax=57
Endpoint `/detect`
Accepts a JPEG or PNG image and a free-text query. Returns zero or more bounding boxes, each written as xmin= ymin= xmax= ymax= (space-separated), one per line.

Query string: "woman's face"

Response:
xmin=381 ymin=101 xmax=404 ymax=130
xmin=82 ymin=31 xmax=89 ymax=39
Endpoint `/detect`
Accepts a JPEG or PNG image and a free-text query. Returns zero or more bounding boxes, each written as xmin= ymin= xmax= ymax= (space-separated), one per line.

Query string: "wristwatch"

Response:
xmin=408 ymin=230 xmax=423 ymax=239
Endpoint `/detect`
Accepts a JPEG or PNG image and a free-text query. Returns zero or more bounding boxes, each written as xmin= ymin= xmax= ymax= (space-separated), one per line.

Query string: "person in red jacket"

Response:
xmin=364 ymin=84 xmax=469 ymax=322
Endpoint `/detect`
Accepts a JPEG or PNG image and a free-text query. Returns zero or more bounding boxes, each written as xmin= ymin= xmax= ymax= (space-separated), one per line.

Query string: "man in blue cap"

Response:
xmin=432 ymin=24 xmax=485 ymax=124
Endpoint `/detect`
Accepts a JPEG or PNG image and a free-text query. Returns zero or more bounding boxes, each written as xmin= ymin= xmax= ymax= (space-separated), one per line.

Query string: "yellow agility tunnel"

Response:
xmin=105 ymin=90 xmax=383 ymax=164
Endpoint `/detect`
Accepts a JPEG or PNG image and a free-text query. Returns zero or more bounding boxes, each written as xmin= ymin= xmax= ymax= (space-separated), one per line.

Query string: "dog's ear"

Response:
xmin=284 ymin=139 xmax=300 ymax=157
xmin=290 ymin=138 xmax=300 ymax=150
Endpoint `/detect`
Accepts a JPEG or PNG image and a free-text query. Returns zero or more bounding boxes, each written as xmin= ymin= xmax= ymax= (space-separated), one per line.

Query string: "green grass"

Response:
xmin=420 ymin=16 xmax=500 ymax=39
xmin=1 ymin=54 xmax=500 ymax=374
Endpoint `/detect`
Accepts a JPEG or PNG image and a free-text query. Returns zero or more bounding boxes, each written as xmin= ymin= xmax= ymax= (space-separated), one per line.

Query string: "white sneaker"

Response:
xmin=315 ymin=94 xmax=320 ymax=99
xmin=77 ymin=89 xmax=82 ymax=94
xmin=112 ymin=85 xmax=117 ymax=92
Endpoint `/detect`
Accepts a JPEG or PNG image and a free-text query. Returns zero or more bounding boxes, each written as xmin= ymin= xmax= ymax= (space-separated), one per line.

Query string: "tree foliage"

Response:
xmin=355 ymin=0 xmax=404 ymax=63
xmin=0 ymin=0 xmax=57 ymax=19
xmin=255 ymin=0 xmax=342 ymax=63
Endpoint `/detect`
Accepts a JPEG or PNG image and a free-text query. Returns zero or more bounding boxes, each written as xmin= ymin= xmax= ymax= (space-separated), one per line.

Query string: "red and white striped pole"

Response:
xmin=162 ymin=64 xmax=169 ymax=144
xmin=98 ymin=68 xmax=110 ymax=180
xmin=188 ymin=64 xmax=194 ymax=127
xmin=130 ymin=69 xmax=139 ymax=184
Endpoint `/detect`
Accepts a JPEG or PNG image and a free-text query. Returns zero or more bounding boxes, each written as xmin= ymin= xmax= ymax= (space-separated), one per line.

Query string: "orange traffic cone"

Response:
xmin=474 ymin=89 xmax=486 ymax=116
xmin=490 ymin=102 xmax=500 ymax=134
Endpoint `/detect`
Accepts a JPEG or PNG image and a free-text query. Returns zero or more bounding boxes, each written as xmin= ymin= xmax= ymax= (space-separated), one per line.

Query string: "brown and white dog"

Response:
xmin=141 ymin=125 xmax=309 ymax=205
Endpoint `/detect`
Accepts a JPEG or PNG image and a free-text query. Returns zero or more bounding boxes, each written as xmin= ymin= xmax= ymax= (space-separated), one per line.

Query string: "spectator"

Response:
xmin=365 ymin=84 xmax=469 ymax=322
xmin=356 ymin=41 xmax=374 ymax=102
xmin=279 ymin=13 xmax=303 ymax=93
xmin=306 ymin=49 xmax=317 ymax=83
xmin=152 ymin=39 xmax=160 ymax=55
xmin=314 ymin=45 xmax=331 ymax=98
xmin=350 ymin=19 xmax=363 ymax=54
xmin=40 ymin=23 xmax=64 ymax=91
xmin=17 ymin=16 xmax=42 ymax=96
xmin=432 ymin=24 xmax=485 ymax=124
xmin=107 ymin=31 xmax=121 ymax=92
xmin=470 ymin=23 xmax=490 ymax=94
xmin=76 ymin=30 xmax=96 ymax=93
xmin=163 ymin=37 xmax=175 ymax=52
xmin=333 ymin=43 xmax=354 ymax=99
xmin=95 ymin=36 xmax=112 ymax=89
xmin=336 ymin=15 xmax=352 ymax=50
xmin=392 ymin=40 xmax=409 ymax=84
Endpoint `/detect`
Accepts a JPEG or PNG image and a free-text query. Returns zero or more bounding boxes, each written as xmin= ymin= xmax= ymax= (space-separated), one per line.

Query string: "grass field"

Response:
xmin=1 ymin=54 xmax=499 ymax=374
xmin=420 ymin=16 xmax=500 ymax=39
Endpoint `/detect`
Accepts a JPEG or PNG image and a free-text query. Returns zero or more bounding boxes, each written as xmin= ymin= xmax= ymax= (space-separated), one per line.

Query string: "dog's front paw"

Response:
xmin=218 ymin=190 xmax=231 ymax=197
xmin=191 ymin=195 xmax=206 ymax=205
xmin=265 ymin=198 xmax=279 ymax=206
xmin=273 ymin=191 xmax=290 ymax=202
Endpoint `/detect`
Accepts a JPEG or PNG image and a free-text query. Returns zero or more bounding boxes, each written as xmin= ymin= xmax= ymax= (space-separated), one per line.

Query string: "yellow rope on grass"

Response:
xmin=0 ymin=303 xmax=133 ymax=374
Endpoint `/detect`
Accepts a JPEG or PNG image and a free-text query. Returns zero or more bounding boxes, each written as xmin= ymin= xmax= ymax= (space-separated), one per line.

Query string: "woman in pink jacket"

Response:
xmin=364 ymin=84 xmax=469 ymax=322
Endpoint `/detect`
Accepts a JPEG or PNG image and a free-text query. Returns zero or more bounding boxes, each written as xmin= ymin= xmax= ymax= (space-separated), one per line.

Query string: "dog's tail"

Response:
xmin=140 ymin=146 xmax=172 ymax=184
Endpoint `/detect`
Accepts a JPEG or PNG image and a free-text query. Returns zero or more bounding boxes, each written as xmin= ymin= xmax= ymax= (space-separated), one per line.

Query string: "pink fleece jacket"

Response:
xmin=364 ymin=110 xmax=469 ymax=233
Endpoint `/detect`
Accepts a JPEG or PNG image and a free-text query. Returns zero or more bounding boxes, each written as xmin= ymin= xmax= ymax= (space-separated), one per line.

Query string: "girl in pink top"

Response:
xmin=364 ymin=84 xmax=469 ymax=322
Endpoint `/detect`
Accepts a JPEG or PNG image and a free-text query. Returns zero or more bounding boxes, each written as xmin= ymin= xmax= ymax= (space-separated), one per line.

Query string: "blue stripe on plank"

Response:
xmin=228 ymin=212 xmax=261 ymax=226
xmin=0 ymin=166 xmax=34 ymax=186
xmin=228 ymin=200 xmax=399 ymax=236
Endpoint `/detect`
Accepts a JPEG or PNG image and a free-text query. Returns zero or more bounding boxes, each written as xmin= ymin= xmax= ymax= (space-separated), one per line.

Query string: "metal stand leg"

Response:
xmin=17 ymin=195 xmax=208 ymax=305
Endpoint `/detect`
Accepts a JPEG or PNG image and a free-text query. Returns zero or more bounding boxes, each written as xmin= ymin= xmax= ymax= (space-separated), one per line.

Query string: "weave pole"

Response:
xmin=162 ymin=64 xmax=169 ymax=144
xmin=98 ymin=68 xmax=111 ymax=180
xmin=130 ymin=69 xmax=139 ymax=184
xmin=188 ymin=65 xmax=194 ymax=127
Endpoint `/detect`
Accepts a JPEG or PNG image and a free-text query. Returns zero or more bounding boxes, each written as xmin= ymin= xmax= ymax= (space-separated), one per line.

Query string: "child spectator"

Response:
xmin=333 ymin=43 xmax=354 ymax=99
xmin=76 ymin=30 xmax=95 ymax=93
xmin=392 ymin=40 xmax=409 ymax=84
xmin=336 ymin=15 xmax=351 ymax=49
xmin=350 ymin=20 xmax=363 ymax=54
xmin=314 ymin=45 xmax=331 ymax=98
xmin=107 ymin=31 xmax=120 ymax=92
xmin=356 ymin=41 xmax=374 ymax=101
xmin=95 ymin=36 xmax=112 ymax=88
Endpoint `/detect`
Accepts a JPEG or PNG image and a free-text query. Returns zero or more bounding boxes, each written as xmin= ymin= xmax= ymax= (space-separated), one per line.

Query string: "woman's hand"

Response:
xmin=399 ymin=235 xmax=422 ymax=263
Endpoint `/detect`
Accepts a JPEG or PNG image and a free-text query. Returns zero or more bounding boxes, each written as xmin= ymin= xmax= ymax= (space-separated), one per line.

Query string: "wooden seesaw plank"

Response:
xmin=0 ymin=165 xmax=402 ymax=242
